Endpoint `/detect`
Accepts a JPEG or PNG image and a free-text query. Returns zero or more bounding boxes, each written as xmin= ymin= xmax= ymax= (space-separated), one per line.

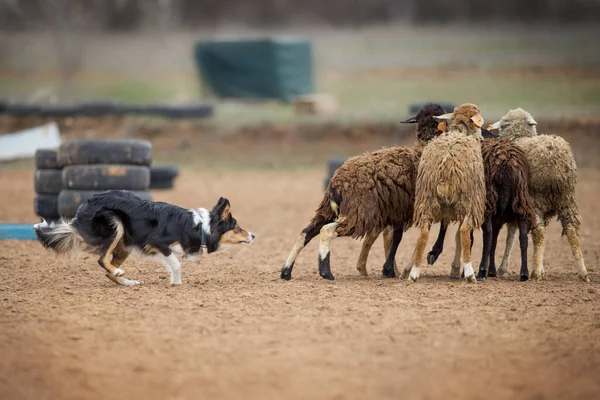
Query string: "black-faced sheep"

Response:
xmin=280 ymin=104 xmax=445 ymax=281
xmin=490 ymin=108 xmax=589 ymax=282
xmin=404 ymin=103 xmax=486 ymax=283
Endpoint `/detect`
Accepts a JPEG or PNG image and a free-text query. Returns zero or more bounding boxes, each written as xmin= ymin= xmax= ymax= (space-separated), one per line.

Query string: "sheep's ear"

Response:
xmin=526 ymin=115 xmax=538 ymax=126
xmin=433 ymin=113 xmax=454 ymax=120
xmin=437 ymin=121 xmax=447 ymax=132
xmin=400 ymin=116 xmax=418 ymax=124
xmin=490 ymin=121 xmax=502 ymax=130
xmin=471 ymin=113 xmax=484 ymax=128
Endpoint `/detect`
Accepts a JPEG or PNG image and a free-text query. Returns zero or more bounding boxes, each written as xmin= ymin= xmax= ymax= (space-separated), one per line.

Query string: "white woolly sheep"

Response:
xmin=490 ymin=108 xmax=589 ymax=282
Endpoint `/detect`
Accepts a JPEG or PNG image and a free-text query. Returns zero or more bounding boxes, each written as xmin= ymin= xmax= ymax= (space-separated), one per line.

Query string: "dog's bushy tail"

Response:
xmin=33 ymin=219 xmax=81 ymax=254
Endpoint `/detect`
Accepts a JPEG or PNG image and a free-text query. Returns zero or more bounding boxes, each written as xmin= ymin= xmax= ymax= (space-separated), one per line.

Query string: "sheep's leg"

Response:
xmin=281 ymin=220 xmax=327 ymax=281
xmin=427 ymin=221 xmax=448 ymax=265
xmin=460 ymin=219 xmax=476 ymax=283
xmin=407 ymin=224 xmax=431 ymax=282
xmin=518 ymin=220 xmax=529 ymax=282
xmin=497 ymin=222 xmax=517 ymax=278
xmin=356 ymin=230 xmax=380 ymax=277
xmin=559 ymin=210 xmax=589 ymax=282
xmin=564 ymin=226 xmax=589 ymax=282
xmin=382 ymin=227 xmax=400 ymax=277
xmin=450 ymin=228 xmax=462 ymax=279
xmin=382 ymin=224 xmax=404 ymax=279
xmin=318 ymin=222 xmax=339 ymax=281
xmin=487 ymin=222 xmax=501 ymax=278
xmin=477 ymin=218 xmax=493 ymax=281
xmin=401 ymin=249 xmax=415 ymax=280
xmin=530 ymin=225 xmax=546 ymax=281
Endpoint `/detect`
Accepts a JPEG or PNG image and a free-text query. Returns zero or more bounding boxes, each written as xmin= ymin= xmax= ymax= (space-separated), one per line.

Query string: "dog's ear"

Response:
xmin=214 ymin=197 xmax=231 ymax=220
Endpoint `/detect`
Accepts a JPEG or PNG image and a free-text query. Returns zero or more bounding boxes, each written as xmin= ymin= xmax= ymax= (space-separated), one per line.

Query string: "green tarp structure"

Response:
xmin=194 ymin=38 xmax=313 ymax=103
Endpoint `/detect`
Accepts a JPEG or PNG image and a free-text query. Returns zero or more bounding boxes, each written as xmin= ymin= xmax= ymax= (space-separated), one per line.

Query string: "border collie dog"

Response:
xmin=34 ymin=191 xmax=255 ymax=286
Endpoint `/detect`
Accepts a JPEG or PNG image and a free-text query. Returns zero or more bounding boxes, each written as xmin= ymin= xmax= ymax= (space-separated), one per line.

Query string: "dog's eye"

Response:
xmin=235 ymin=227 xmax=241 ymax=233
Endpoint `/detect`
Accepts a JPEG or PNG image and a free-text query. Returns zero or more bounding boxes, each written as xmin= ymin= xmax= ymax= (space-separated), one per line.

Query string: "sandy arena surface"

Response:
xmin=1 ymin=167 xmax=600 ymax=400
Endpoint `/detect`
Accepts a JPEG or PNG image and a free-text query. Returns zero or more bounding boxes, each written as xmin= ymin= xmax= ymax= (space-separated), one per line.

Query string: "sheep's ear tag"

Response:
xmin=471 ymin=114 xmax=484 ymax=128
xmin=437 ymin=121 xmax=447 ymax=132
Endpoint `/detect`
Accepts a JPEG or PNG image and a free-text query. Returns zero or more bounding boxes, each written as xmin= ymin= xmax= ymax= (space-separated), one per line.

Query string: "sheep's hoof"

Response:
xmin=356 ymin=266 xmax=368 ymax=277
xmin=450 ymin=272 xmax=461 ymax=280
xmin=579 ymin=272 xmax=590 ymax=282
xmin=320 ymin=272 xmax=335 ymax=281
xmin=520 ymin=274 xmax=529 ymax=282
xmin=427 ymin=252 xmax=439 ymax=265
xmin=280 ymin=266 xmax=292 ymax=281
xmin=487 ymin=267 xmax=497 ymax=278
xmin=408 ymin=267 xmax=420 ymax=282
xmin=465 ymin=274 xmax=477 ymax=284
xmin=497 ymin=267 xmax=508 ymax=278
xmin=400 ymin=269 xmax=411 ymax=280
xmin=381 ymin=266 xmax=396 ymax=279
xmin=476 ymin=271 xmax=487 ymax=281
xmin=530 ymin=271 xmax=542 ymax=281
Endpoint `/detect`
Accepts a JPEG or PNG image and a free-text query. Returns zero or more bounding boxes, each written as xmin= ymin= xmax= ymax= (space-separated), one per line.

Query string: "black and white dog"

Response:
xmin=34 ymin=191 xmax=255 ymax=286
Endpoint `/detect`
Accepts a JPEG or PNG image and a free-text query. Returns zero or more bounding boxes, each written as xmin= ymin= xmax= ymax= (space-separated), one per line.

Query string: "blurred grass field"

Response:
xmin=1 ymin=25 xmax=599 ymax=124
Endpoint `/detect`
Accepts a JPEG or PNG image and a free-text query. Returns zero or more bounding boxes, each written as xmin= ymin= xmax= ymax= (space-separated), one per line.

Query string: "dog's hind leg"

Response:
xmin=98 ymin=218 xmax=126 ymax=278
xmin=111 ymin=240 xmax=130 ymax=268
xmin=281 ymin=219 xmax=329 ymax=281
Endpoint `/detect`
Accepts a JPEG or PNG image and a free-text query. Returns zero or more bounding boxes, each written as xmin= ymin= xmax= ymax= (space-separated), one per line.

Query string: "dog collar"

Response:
xmin=200 ymin=229 xmax=208 ymax=255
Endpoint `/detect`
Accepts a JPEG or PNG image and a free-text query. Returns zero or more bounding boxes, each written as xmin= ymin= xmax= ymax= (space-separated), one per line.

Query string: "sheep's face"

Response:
xmin=434 ymin=103 xmax=484 ymax=138
xmin=400 ymin=103 xmax=446 ymax=143
xmin=491 ymin=108 xmax=538 ymax=140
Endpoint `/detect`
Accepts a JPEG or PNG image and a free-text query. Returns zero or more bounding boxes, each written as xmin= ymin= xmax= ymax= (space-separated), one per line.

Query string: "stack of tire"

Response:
xmin=324 ymin=158 xmax=348 ymax=190
xmin=149 ymin=165 xmax=180 ymax=190
xmin=34 ymin=149 xmax=63 ymax=222
xmin=56 ymin=140 xmax=153 ymax=218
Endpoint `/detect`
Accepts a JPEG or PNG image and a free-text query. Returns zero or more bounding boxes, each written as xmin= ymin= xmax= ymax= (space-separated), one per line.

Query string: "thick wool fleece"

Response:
xmin=497 ymin=109 xmax=581 ymax=234
xmin=481 ymin=138 xmax=536 ymax=227
xmin=314 ymin=145 xmax=423 ymax=239
xmin=508 ymin=134 xmax=580 ymax=234
xmin=413 ymin=131 xmax=485 ymax=229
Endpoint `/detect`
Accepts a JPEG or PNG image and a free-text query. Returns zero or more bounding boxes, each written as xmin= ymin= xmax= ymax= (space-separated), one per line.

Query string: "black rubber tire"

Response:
xmin=34 ymin=169 xmax=63 ymax=194
xmin=35 ymin=149 xmax=60 ymax=169
xmin=40 ymin=105 xmax=81 ymax=118
xmin=5 ymin=103 xmax=42 ymax=117
xmin=34 ymin=194 xmax=60 ymax=219
xmin=78 ymin=100 xmax=123 ymax=116
xmin=149 ymin=178 xmax=175 ymax=190
xmin=58 ymin=190 xmax=153 ymax=218
xmin=327 ymin=158 xmax=347 ymax=177
xmin=57 ymin=139 xmax=152 ymax=167
xmin=62 ymin=164 xmax=150 ymax=191
xmin=151 ymin=165 xmax=180 ymax=180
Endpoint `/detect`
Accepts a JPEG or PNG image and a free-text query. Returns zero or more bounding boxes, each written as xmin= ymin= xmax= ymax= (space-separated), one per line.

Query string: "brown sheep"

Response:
xmin=280 ymin=103 xmax=446 ymax=281
xmin=490 ymin=108 xmax=589 ymax=282
xmin=404 ymin=103 xmax=486 ymax=283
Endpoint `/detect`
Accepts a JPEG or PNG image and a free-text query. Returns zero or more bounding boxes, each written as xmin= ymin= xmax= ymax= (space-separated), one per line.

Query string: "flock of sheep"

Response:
xmin=280 ymin=103 xmax=588 ymax=283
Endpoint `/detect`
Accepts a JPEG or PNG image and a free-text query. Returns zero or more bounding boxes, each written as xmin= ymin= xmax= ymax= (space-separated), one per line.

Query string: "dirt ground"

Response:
xmin=1 ymin=165 xmax=600 ymax=400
